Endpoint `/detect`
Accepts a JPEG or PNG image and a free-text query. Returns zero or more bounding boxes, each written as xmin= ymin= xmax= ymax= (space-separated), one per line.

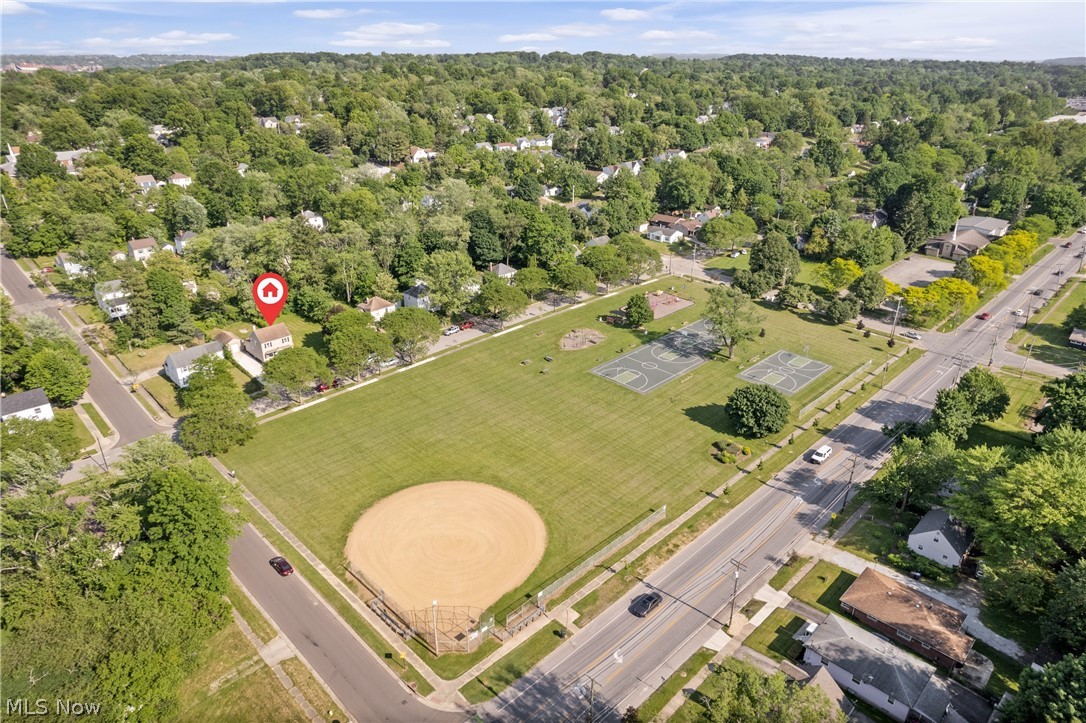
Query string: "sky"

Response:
xmin=1 ymin=1 xmax=1083 ymax=62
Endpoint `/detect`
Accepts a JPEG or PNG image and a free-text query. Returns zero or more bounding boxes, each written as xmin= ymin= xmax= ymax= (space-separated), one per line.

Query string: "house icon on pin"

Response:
xmin=260 ymin=280 xmax=282 ymax=301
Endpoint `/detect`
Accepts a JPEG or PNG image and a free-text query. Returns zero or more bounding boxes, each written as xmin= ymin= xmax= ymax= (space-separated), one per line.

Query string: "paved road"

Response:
xmin=479 ymin=235 xmax=1084 ymax=722
xmin=1 ymin=252 xmax=163 ymax=445
xmin=230 ymin=525 xmax=460 ymax=723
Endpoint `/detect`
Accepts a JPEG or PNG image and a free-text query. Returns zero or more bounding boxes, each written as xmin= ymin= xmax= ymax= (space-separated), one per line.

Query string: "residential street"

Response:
xmin=0 ymin=252 xmax=167 ymax=446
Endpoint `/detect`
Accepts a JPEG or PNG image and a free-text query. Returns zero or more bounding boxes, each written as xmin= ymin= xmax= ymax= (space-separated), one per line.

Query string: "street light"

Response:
xmin=727 ymin=569 xmax=740 ymax=629
xmin=841 ymin=455 xmax=858 ymax=513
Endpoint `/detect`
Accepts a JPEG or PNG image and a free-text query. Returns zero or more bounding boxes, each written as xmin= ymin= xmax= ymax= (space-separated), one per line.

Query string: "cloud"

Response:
xmin=1 ymin=1 xmax=42 ymax=15
xmin=639 ymin=29 xmax=715 ymax=41
xmin=330 ymin=22 xmax=450 ymax=49
xmin=81 ymin=30 xmax=237 ymax=51
xmin=499 ymin=22 xmax=611 ymax=43
xmin=601 ymin=7 xmax=650 ymax=21
xmin=293 ymin=8 xmax=366 ymax=19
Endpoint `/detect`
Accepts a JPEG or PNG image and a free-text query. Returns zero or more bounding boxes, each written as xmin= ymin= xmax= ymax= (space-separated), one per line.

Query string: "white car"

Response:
xmin=810 ymin=445 xmax=833 ymax=464
xmin=903 ymin=331 xmax=922 ymax=340
xmin=443 ymin=325 xmax=461 ymax=336
xmin=1012 ymin=309 xmax=1025 ymax=317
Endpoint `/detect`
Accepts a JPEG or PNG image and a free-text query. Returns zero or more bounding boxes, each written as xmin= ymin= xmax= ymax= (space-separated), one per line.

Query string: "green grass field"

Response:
xmin=222 ymin=280 xmax=897 ymax=620
xmin=743 ymin=608 xmax=807 ymax=662
xmin=789 ymin=561 xmax=857 ymax=617
xmin=768 ymin=555 xmax=810 ymax=591
xmin=1010 ymin=279 xmax=1086 ymax=367
xmin=117 ymin=342 xmax=181 ymax=375
xmin=964 ymin=370 xmax=1049 ymax=449
xmin=459 ymin=622 xmax=567 ymax=704
xmin=80 ymin=402 xmax=112 ymax=436
xmin=57 ymin=408 xmax=94 ymax=451
xmin=143 ymin=374 xmax=183 ymax=418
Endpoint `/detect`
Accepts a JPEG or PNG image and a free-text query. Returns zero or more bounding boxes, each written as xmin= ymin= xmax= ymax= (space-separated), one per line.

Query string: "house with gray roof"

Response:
xmin=163 ymin=341 xmax=224 ymax=388
xmin=955 ymin=215 xmax=1009 ymax=239
xmin=908 ymin=507 xmax=973 ymax=567
xmin=0 ymin=388 xmax=54 ymax=422
xmin=94 ymin=279 xmax=130 ymax=319
xmin=1069 ymin=328 xmax=1086 ymax=350
xmin=796 ymin=613 xmax=936 ymax=722
xmin=244 ymin=323 xmax=292 ymax=363
xmin=489 ymin=262 xmax=517 ymax=280
xmin=586 ymin=235 xmax=611 ymax=248
xmin=55 ymin=251 xmax=86 ymax=276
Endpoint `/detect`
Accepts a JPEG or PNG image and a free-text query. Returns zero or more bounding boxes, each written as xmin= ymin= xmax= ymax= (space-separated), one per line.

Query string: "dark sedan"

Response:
xmin=630 ymin=591 xmax=663 ymax=618
xmin=269 ymin=556 xmax=294 ymax=576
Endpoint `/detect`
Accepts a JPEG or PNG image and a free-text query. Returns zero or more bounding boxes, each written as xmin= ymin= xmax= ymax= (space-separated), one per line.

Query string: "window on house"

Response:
xmin=867 ymin=613 xmax=877 ymax=621
xmin=921 ymin=643 xmax=931 ymax=650
xmin=942 ymin=555 xmax=949 ymax=560
xmin=897 ymin=630 xmax=912 ymax=642
xmin=918 ymin=545 xmax=924 ymax=550
xmin=888 ymin=696 xmax=896 ymax=705
xmin=852 ymin=674 xmax=862 ymax=685
xmin=264 ymin=342 xmax=272 ymax=348
xmin=33 ymin=407 xmax=41 ymax=413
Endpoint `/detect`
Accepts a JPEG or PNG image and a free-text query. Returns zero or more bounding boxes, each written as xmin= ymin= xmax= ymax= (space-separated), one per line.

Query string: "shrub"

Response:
xmin=718 ymin=451 xmax=737 ymax=464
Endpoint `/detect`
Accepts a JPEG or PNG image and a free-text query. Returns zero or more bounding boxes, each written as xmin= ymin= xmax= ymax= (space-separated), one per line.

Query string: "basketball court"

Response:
xmin=591 ymin=319 xmax=717 ymax=393
xmin=738 ymin=350 xmax=830 ymax=395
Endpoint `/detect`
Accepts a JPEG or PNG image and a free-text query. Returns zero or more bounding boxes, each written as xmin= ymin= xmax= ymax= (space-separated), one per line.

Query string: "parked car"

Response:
xmin=810 ymin=445 xmax=833 ymax=464
xmin=903 ymin=331 xmax=922 ymax=340
xmin=1033 ymin=289 xmax=1044 ymax=296
xmin=443 ymin=325 xmax=461 ymax=336
xmin=630 ymin=592 xmax=663 ymax=618
xmin=1063 ymin=242 xmax=1073 ymax=248
xmin=332 ymin=377 xmax=346 ymax=388
xmin=978 ymin=312 xmax=991 ymax=320
xmin=459 ymin=321 xmax=475 ymax=330
xmin=729 ymin=251 xmax=741 ymax=258
xmin=269 ymin=556 xmax=294 ymax=576
xmin=315 ymin=382 xmax=330 ymax=392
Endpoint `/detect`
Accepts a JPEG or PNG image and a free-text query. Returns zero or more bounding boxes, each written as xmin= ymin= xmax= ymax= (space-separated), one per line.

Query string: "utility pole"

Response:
xmin=1020 ymin=342 xmax=1035 ymax=378
xmin=432 ymin=600 xmax=439 ymax=656
xmin=727 ymin=558 xmax=748 ymax=629
xmin=988 ymin=319 xmax=1000 ymax=367
xmin=889 ymin=297 xmax=902 ymax=342
xmin=841 ymin=455 xmax=858 ymax=513
xmin=95 ymin=434 xmax=109 ymax=472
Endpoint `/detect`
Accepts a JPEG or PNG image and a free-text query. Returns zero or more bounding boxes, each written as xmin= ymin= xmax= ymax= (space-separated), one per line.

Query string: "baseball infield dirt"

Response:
xmin=345 ymin=481 xmax=547 ymax=612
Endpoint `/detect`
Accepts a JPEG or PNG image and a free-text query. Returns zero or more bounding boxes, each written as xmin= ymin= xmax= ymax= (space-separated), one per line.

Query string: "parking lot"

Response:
xmin=882 ymin=254 xmax=955 ymax=289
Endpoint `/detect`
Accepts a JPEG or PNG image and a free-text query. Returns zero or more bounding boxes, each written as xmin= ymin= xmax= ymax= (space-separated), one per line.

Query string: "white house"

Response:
xmin=475 ymin=142 xmax=493 ymax=151
xmin=300 ymin=210 xmax=325 ymax=231
xmin=133 ymin=175 xmax=159 ymax=194
xmin=908 ymin=508 xmax=972 ymax=567
xmin=236 ymin=162 xmax=249 ymax=177
xmin=955 ymin=215 xmax=1009 ymax=239
xmin=243 ymin=323 xmax=292 ymax=363
xmin=55 ymin=251 xmax=86 ymax=276
xmin=162 ymin=341 xmax=224 ymax=388
xmin=407 ymin=146 xmax=438 ymax=163
xmin=403 ymin=282 xmax=433 ymax=311
xmin=494 ymin=142 xmax=517 ymax=152
xmin=94 ymin=280 xmax=130 ymax=319
xmin=0 ymin=388 xmax=54 ymax=422
xmin=109 ymin=249 xmax=127 ymax=263
xmin=654 ymin=149 xmax=686 ymax=163
xmin=173 ymin=231 xmax=197 ymax=254
xmin=796 ymin=613 xmax=935 ymax=722
xmin=646 ymin=225 xmax=683 ymax=244
xmin=257 ymin=116 xmax=279 ymax=130
xmin=127 ymin=237 xmax=158 ymax=263
xmin=357 ymin=296 xmax=396 ymax=322
xmin=168 ymin=172 xmax=192 ymax=188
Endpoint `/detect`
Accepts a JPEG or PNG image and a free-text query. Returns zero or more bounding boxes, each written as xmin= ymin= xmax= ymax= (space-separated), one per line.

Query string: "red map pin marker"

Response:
xmin=252 ymin=272 xmax=288 ymax=326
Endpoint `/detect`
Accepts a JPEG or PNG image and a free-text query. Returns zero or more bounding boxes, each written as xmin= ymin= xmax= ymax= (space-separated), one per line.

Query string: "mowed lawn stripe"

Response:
xmin=222 ymin=281 xmax=895 ymax=615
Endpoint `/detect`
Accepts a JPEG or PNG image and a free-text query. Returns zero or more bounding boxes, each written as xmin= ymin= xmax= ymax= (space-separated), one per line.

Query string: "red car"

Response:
xmin=269 ymin=556 xmax=294 ymax=576
xmin=978 ymin=312 xmax=991 ymax=320
xmin=315 ymin=382 xmax=330 ymax=392
xmin=459 ymin=321 xmax=475 ymax=330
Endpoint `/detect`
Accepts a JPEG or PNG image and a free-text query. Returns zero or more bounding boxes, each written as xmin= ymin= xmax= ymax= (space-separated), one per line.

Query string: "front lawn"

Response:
xmin=978 ymin=599 xmax=1044 ymax=651
xmin=743 ymin=608 xmax=807 ymax=662
xmin=117 ymin=342 xmax=183 ymax=374
xmin=789 ymin=561 xmax=857 ymax=616
xmin=57 ymin=408 xmax=94 ymax=452
xmin=768 ymin=555 xmax=810 ymax=591
xmin=142 ymin=374 xmax=183 ymax=418
xmin=964 ymin=370 xmax=1048 ymax=449
xmin=221 ymin=279 xmax=897 ymax=622
xmin=1009 ymin=279 xmax=1086 ymax=366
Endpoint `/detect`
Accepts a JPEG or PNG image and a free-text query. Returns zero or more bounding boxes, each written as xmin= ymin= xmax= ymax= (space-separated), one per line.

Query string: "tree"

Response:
xmin=698 ymin=212 xmax=757 ymax=252
xmin=262 ymin=347 xmax=331 ymax=400
xmin=24 ymin=347 xmax=90 ymax=407
xmin=849 ymin=270 xmax=888 ymax=310
xmin=749 ymin=233 xmax=800 ymax=287
xmin=513 ymin=265 xmax=551 ymax=300
xmin=612 ymin=233 xmax=662 ymax=281
xmin=422 ymin=250 xmax=477 ymax=318
xmin=966 ymin=255 xmax=1007 ymax=292
xmin=329 ymin=324 xmax=394 ymax=379
xmin=1043 ymin=560 xmax=1086 ymax=655
xmin=656 ymin=158 xmax=711 ymax=211
xmin=809 ymin=137 xmax=847 ymax=175
xmin=120 ymin=134 xmax=170 ymax=179
xmin=816 ymin=257 xmax=863 ymax=292
xmin=957 ymin=367 xmax=1010 ymax=422
xmin=41 ymin=109 xmax=95 ymax=151
xmin=550 ymin=262 xmax=597 ymax=301
xmin=704 ymin=285 xmax=762 ymax=359
xmin=381 ymin=307 xmax=441 ymax=363
xmin=1032 ymin=184 xmax=1086 ymax=234
xmin=1039 ymin=372 xmax=1086 ymax=432
xmin=704 ymin=658 xmax=846 ymax=723
xmin=929 ymin=387 xmax=976 ymax=442
xmin=178 ymin=357 xmax=256 ymax=456
xmin=726 ymin=385 xmax=790 ymax=438
xmin=1065 ymin=303 xmax=1086 ymax=333
xmin=824 ymin=297 xmax=860 ymax=325
xmin=866 ymin=432 xmax=958 ymax=511
xmin=625 ymin=294 xmax=653 ymax=328
xmin=1000 ymin=653 xmax=1086 ymax=723
xmin=580 ymin=245 xmax=630 ymax=290
xmin=14 ymin=143 xmax=66 ymax=181
xmin=473 ymin=275 xmax=529 ymax=329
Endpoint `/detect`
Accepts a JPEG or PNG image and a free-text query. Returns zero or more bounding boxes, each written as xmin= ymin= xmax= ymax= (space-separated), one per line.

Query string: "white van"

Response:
xmin=811 ymin=445 xmax=832 ymax=464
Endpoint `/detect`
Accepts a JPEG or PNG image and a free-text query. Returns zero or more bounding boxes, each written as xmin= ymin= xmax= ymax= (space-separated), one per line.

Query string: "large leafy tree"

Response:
xmin=24 ymin=346 xmax=90 ymax=407
xmin=472 ymin=274 xmax=529 ymax=329
xmin=422 ymin=250 xmax=477 ymax=318
xmin=550 ymin=262 xmax=597 ymax=300
xmin=704 ymin=658 xmax=846 ymax=723
xmin=580 ymin=245 xmax=630 ymax=290
xmin=726 ymin=384 xmax=790 ymax=438
xmin=1000 ymin=654 xmax=1086 ymax=723
xmin=698 ymin=212 xmax=757 ymax=252
xmin=513 ymin=265 xmax=551 ymax=300
xmin=381 ymin=306 xmax=441 ymax=363
xmin=866 ymin=432 xmax=958 ymax=511
xmin=1039 ymin=372 xmax=1086 ymax=432
xmin=178 ymin=357 xmax=256 ymax=456
xmin=749 ymin=233 xmax=800 ymax=287
xmin=956 ymin=367 xmax=1010 ymax=422
xmin=704 ymin=285 xmax=762 ymax=359
xmin=262 ymin=347 xmax=331 ymax=400
xmin=625 ymin=293 xmax=653 ymax=328
xmin=656 ymin=158 xmax=711 ymax=211
xmin=849 ymin=270 xmax=888 ymax=310
xmin=1043 ymin=560 xmax=1086 ymax=655
xmin=611 ymin=233 xmax=662 ymax=281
